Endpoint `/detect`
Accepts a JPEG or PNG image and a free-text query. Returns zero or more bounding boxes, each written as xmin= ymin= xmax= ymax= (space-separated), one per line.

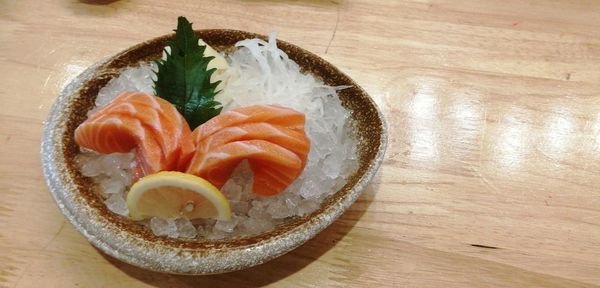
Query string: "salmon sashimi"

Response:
xmin=250 ymin=163 xmax=303 ymax=196
xmin=187 ymin=105 xmax=310 ymax=196
xmin=87 ymin=92 xmax=194 ymax=171
xmin=77 ymin=113 xmax=167 ymax=174
xmin=193 ymin=105 xmax=306 ymax=143
xmin=195 ymin=122 xmax=310 ymax=163
xmin=75 ymin=92 xmax=194 ymax=180
xmin=187 ymin=140 xmax=304 ymax=195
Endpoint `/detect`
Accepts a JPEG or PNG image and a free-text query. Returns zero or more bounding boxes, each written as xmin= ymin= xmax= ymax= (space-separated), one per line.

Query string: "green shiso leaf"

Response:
xmin=153 ymin=16 xmax=222 ymax=129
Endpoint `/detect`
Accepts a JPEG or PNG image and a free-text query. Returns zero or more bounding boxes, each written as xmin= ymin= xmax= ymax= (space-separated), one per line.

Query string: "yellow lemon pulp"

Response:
xmin=126 ymin=171 xmax=231 ymax=221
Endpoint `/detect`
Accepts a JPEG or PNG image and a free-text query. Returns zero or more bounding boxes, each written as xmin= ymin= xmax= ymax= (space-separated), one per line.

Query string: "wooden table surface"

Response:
xmin=2 ymin=0 xmax=600 ymax=287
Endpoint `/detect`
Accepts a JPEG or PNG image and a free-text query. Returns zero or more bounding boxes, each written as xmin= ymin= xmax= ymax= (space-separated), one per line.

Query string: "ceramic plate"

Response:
xmin=41 ymin=29 xmax=387 ymax=274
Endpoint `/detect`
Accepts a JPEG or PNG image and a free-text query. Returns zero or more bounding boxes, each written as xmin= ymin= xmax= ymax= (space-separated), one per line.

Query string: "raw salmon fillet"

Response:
xmin=193 ymin=105 xmax=306 ymax=143
xmin=195 ymin=122 xmax=310 ymax=162
xmin=75 ymin=92 xmax=194 ymax=180
xmin=187 ymin=105 xmax=310 ymax=196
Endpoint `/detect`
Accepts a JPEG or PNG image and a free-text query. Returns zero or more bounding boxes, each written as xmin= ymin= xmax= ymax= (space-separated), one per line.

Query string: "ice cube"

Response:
xmin=300 ymin=179 xmax=320 ymax=199
xmin=297 ymin=199 xmax=320 ymax=216
xmin=196 ymin=225 xmax=208 ymax=238
xmin=323 ymin=153 xmax=342 ymax=179
xmin=80 ymin=161 xmax=102 ymax=177
xmin=266 ymin=197 xmax=292 ymax=219
xmin=239 ymin=217 xmax=275 ymax=236
xmin=207 ymin=230 xmax=227 ymax=240
xmin=214 ymin=217 xmax=240 ymax=233
xmin=248 ymin=201 xmax=267 ymax=219
xmin=232 ymin=201 xmax=250 ymax=214
xmin=104 ymin=193 xmax=128 ymax=216
xmin=99 ymin=177 xmax=125 ymax=194
xmin=175 ymin=218 xmax=197 ymax=239
xmin=150 ymin=217 xmax=177 ymax=237
xmin=221 ymin=180 xmax=242 ymax=201
xmin=285 ymin=194 xmax=300 ymax=209
xmin=100 ymin=153 xmax=133 ymax=171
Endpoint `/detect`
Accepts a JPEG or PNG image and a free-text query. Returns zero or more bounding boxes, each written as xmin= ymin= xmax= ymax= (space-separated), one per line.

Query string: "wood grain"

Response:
xmin=2 ymin=0 xmax=600 ymax=287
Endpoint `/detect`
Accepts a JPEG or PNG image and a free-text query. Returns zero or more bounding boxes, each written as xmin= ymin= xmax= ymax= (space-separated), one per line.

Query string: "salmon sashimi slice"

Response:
xmin=76 ymin=114 xmax=167 ymax=177
xmin=193 ymin=105 xmax=306 ymax=143
xmin=196 ymin=122 xmax=310 ymax=163
xmin=74 ymin=92 xmax=194 ymax=179
xmin=250 ymin=162 xmax=303 ymax=196
xmin=74 ymin=115 xmax=139 ymax=154
xmin=88 ymin=92 xmax=193 ymax=171
xmin=187 ymin=105 xmax=310 ymax=196
xmin=186 ymin=140 xmax=303 ymax=192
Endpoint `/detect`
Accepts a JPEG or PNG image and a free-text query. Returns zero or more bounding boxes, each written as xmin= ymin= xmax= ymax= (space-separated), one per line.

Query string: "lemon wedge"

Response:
xmin=161 ymin=40 xmax=229 ymax=72
xmin=126 ymin=171 xmax=231 ymax=221
xmin=198 ymin=39 xmax=229 ymax=71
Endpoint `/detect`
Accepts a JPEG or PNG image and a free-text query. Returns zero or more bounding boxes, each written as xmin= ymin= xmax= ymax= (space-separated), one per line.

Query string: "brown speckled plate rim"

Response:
xmin=41 ymin=29 xmax=388 ymax=274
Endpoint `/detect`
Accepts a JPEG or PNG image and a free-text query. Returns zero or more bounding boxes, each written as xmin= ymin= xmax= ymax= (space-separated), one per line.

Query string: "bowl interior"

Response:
xmin=45 ymin=29 xmax=386 ymax=273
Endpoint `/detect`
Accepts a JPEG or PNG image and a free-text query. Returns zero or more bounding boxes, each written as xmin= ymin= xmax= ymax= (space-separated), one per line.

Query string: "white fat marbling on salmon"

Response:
xmin=232 ymin=141 xmax=263 ymax=154
xmin=254 ymin=167 xmax=291 ymax=185
xmin=195 ymin=110 xmax=249 ymax=141
xmin=225 ymin=110 xmax=250 ymax=119
xmin=226 ymin=126 xmax=248 ymax=135
xmin=206 ymin=152 xmax=232 ymax=160
xmin=196 ymin=151 xmax=230 ymax=171
xmin=143 ymin=108 xmax=164 ymax=134
xmin=259 ymin=123 xmax=287 ymax=137
xmin=101 ymin=117 xmax=123 ymax=126
xmin=110 ymin=102 xmax=137 ymax=114
xmin=204 ymin=126 xmax=247 ymax=148
xmin=144 ymin=93 xmax=163 ymax=110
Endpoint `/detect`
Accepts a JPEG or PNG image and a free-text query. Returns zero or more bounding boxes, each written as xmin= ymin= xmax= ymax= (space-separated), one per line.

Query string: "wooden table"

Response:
xmin=2 ymin=0 xmax=600 ymax=287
